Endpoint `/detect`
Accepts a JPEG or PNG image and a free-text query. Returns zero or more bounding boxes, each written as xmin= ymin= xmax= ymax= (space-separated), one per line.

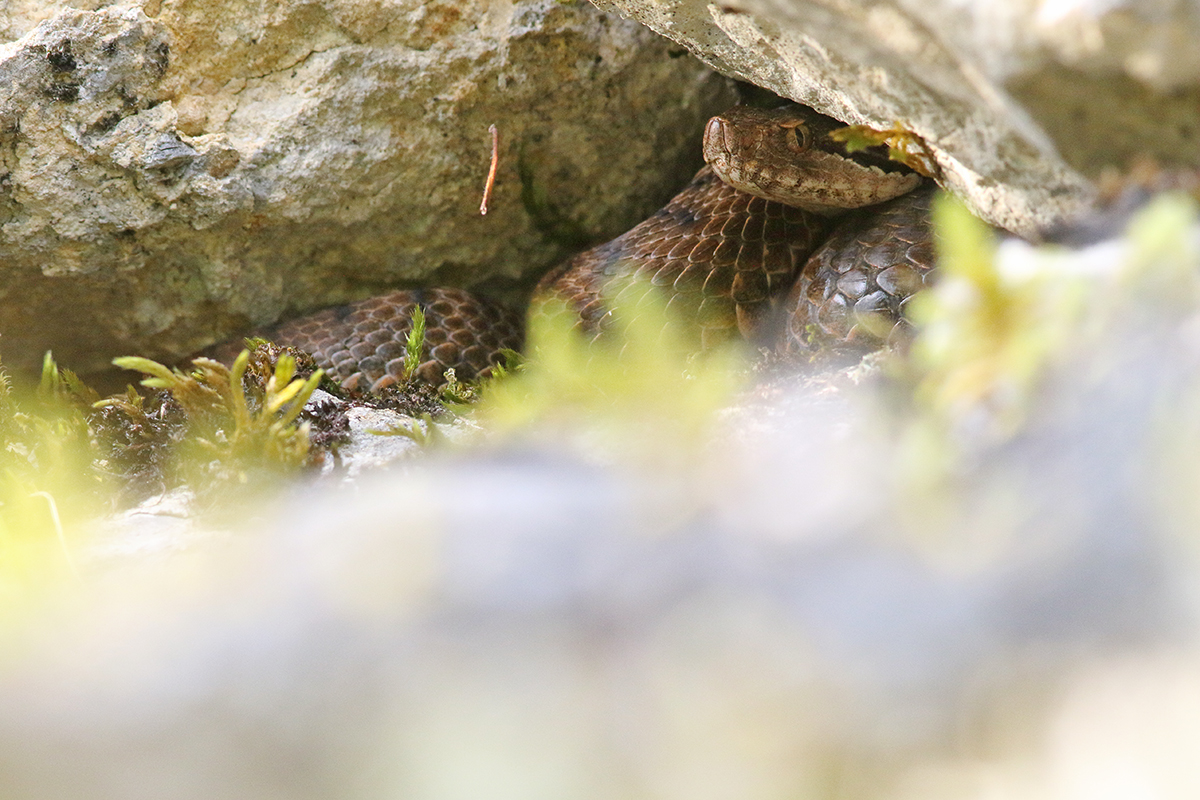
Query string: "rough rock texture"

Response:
xmin=0 ymin=1 xmax=734 ymax=377
xmin=590 ymin=0 xmax=1200 ymax=238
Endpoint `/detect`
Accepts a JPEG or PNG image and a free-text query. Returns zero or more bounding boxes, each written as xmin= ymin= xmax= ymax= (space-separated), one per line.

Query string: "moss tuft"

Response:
xmin=107 ymin=346 xmax=323 ymax=489
xmin=476 ymin=278 xmax=745 ymax=459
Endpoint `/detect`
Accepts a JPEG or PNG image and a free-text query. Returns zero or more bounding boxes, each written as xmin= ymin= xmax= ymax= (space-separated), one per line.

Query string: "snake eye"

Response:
xmin=784 ymin=122 xmax=811 ymax=153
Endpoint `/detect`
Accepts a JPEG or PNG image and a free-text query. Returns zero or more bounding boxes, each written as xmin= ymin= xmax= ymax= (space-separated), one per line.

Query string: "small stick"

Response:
xmin=479 ymin=124 xmax=499 ymax=215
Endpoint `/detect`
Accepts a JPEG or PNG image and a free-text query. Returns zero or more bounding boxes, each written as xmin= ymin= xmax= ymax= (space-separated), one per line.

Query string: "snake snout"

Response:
xmin=703 ymin=115 xmax=725 ymax=150
xmin=701 ymin=115 xmax=736 ymax=172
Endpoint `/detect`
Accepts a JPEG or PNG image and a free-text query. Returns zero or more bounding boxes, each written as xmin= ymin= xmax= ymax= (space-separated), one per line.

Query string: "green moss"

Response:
xmin=107 ymin=347 xmax=323 ymax=487
xmin=901 ymin=192 xmax=1085 ymax=436
xmin=476 ymin=278 xmax=744 ymax=458
xmin=0 ymin=354 xmax=109 ymax=613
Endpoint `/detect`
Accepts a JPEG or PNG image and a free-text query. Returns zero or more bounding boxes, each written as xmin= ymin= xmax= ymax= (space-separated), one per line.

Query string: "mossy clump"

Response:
xmin=89 ymin=387 xmax=188 ymax=498
xmin=0 ymin=331 xmax=513 ymax=602
xmin=84 ymin=339 xmax=355 ymax=502
xmin=105 ymin=344 xmax=324 ymax=490
xmin=475 ymin=280 xmax=745 ymax=459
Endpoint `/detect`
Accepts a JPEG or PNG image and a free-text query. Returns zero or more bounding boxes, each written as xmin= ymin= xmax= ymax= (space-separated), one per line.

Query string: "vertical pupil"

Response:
xmin=792 ymin=126 xmax=808 ymax=150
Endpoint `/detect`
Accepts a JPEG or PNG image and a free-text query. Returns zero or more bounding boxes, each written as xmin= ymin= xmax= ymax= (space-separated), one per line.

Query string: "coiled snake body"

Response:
xmin=213 ymin=105 xmax=936 ymax=391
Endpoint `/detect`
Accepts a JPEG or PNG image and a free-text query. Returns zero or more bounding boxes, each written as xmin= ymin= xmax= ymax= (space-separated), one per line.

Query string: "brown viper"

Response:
xmin=207 ymin=104 xmax=937 ymax=391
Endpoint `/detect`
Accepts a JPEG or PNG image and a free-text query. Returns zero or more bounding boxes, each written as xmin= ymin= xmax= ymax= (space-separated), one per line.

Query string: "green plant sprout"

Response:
xmin=403 ymin=305 xmax=427 ymax=382
xmin=106 ymin=349 xmax=324 ymax=485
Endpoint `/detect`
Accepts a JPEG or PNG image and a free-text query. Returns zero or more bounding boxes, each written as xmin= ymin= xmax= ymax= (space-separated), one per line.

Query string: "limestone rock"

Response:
xmin=591 ymin=0 xmax=1200 ymax=238
xmin=0 ymin=1 xmax=734 ymax=377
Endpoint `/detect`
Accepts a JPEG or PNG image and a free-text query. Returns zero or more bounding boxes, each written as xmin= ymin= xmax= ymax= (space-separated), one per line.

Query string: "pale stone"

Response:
xmin=591 ymin=0 xmax=1200 ymax=239
xmin=0 ymin=1 xmax=733 ymax=377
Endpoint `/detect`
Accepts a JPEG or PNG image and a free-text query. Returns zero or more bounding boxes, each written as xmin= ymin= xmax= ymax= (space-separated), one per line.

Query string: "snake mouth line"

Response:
xmin=702 ymin=105 xmax=922 ymax=214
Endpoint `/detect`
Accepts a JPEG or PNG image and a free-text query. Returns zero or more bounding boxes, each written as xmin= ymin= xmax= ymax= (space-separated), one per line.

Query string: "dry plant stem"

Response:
xmin=480 ymin=124 xmax=499 ymax=216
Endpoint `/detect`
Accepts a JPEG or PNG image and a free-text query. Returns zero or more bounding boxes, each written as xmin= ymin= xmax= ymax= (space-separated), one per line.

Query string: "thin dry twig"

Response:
xmin=480 ymin=124 xmax=499 ymax=215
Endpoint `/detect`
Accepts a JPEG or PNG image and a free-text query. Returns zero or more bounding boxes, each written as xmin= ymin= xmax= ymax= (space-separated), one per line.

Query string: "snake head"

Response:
xmin=703 ymin=105 xmax=923 ymax=216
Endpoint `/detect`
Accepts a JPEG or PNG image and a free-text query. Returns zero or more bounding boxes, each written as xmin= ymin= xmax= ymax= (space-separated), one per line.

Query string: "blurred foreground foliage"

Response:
xmin=903 ymin=191 xmax=1198 ymax=442
xmin=0 ymin=345 xmax=325 ymax=612
xmin=0 ymin=355 xmax=100 ymax=609
xmin=1 ymin=188 xmax=1199 ymax=603
xmin=893 ymin=190 xmax=1200 ymax=560
xmin=475 ymin=285 xmax=745 ymax=460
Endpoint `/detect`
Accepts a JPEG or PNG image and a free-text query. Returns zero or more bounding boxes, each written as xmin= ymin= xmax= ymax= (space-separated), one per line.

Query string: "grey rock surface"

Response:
xmin=2 ymin=247 xmax=1200 ymax=798
xmin=0 ymin=0 xmax=733 ymax=377
xmin=591 ymin=0 xmax=1200 ymax=238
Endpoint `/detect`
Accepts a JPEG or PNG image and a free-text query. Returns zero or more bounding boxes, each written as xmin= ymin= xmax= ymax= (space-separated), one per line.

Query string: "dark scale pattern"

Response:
xmin=225 ymin=288 xmax=523 ymax=391
xmin=535 ymin=166 xmax=830 ymax=349
xmin=779 ymin=186 xmax=936 ymax=354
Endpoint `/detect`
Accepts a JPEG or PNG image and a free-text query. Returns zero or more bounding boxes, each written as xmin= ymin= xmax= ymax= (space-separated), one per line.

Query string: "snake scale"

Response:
xmin=208 ymin=104 xmax=937 ymax=391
